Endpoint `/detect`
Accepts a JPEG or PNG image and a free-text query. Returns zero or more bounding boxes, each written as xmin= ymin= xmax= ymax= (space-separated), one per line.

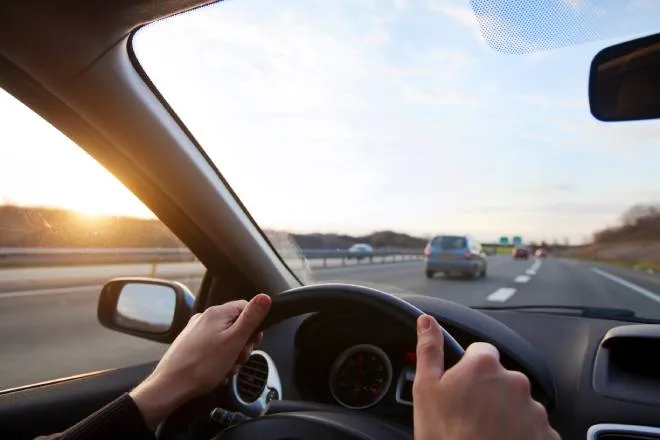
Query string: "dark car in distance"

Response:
xmin=512 ymin=246 xmax=530 ymax=259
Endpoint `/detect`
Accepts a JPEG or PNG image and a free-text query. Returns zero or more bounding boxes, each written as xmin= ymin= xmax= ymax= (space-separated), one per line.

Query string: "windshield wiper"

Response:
xmin=476 ymin=305 xmax=658 ymax=322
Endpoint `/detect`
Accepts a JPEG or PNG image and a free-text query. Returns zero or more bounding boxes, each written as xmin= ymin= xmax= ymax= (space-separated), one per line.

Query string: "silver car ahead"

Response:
xmin=424 ymin=234 xmax=487 ymax=279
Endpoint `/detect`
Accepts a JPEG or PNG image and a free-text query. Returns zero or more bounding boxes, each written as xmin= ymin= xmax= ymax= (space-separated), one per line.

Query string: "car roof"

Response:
xmin=1 ymin=0 xmax=208 ymax=88
xmin=431 ymin=234 xmax=472 ymax=242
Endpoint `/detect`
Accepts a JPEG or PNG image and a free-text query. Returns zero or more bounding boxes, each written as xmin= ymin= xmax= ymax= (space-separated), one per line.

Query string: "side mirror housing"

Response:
xmin=97 ymin=277 xmax=195 ymax=343
xmin=589 ymin=32 xmax=660 ymax=122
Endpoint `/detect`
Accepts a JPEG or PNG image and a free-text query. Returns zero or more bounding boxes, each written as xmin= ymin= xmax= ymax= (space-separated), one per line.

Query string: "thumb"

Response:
xmin=462 ymin=342 xmax=500 ymax=365
xmin=414 ymin=315 xmax=445 ymax=382
xmin=230 ymin=293 xmax=272 ymax=340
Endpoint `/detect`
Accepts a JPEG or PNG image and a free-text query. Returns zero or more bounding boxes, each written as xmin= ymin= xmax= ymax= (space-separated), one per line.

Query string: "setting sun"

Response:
xmin=0 ymin=88 xmax=155 ymax=220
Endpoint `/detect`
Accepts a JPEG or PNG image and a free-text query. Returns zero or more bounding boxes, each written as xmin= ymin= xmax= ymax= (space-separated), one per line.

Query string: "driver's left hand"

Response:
xmin=129 ymin=293 xmax=272 ymax=428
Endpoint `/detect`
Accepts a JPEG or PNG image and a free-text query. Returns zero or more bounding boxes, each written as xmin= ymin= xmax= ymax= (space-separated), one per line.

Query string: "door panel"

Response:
xmin=0 ymin=362 xmax=155 ymax=440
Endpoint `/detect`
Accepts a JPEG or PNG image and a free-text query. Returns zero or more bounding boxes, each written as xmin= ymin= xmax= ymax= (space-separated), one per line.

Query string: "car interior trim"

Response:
xmin=586 ymin=423 xmax=660 ymax=439
xmin=0 ymin=369 xmax=113 ymax=396
xmin=394 ymin=366 xmax=415 ymax=407
xmin=592 ymin=324 xmax=660 ymax=406
xmin=231 ymin=350 xmax=283 ymax=415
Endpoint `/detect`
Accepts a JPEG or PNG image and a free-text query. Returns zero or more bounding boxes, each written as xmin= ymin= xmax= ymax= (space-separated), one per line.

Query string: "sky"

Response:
xmin=2 ymin=0 xmax=660 ymax=244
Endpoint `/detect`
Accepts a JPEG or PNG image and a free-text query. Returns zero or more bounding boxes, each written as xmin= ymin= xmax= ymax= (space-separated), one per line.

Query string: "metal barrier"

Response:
xmin=0 ymin=247 xmax=424 ymax=267
xmin=299 ymin=249 xmax=423 ymax=268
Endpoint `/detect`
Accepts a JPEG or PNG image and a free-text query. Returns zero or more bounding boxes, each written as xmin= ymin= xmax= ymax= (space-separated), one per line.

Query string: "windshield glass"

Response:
xmin=432 ymin=236 xmax=467 ymax=249
xmin=133 ymin=0 xmax=660 ymax=321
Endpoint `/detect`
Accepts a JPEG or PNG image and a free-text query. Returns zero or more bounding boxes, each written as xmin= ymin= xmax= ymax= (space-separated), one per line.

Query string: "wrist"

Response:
xmin=129 ymin=375 xmax=191 ymax=430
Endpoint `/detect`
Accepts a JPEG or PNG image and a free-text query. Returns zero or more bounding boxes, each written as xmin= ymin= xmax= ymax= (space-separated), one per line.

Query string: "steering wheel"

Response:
xmin=159 ymin=283 xmax=465 ymax=440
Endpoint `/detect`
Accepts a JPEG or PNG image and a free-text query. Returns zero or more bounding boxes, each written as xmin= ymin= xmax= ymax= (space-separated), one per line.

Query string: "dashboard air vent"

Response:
xmin=235 ymin=352 xmax=269 ymax=403
xmin=588 ymin=424 xmax=660 ymax=440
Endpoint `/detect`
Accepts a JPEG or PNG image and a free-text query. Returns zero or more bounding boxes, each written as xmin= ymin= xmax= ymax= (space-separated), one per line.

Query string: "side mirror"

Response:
xmin=97 ymin=277 xmax=195 ymax=343
xmin=589 ymin=32 xmax=660 ymax=122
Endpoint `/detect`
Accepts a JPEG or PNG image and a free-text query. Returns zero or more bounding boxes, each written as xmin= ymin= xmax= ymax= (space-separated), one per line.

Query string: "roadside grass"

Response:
xmin=569 ymin=255 xmax=660 ymax=273
xmin=483 ymin=246 xmax=514 ymax=255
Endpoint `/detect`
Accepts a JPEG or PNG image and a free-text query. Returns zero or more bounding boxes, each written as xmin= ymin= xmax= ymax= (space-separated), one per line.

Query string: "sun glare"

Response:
xmin=0 ymin=88 xmax=157 ymax=221
xmin=71 ymin=202 xmax=155 ymax=220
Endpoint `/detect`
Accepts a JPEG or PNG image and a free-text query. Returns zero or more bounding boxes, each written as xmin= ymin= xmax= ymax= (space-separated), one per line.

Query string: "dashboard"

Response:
xmin=328 ymin=343 xmax=408 ymax=409
xmin=231 ymin=292 xmax=660 ymax=440
xmin=290 ymin=310 xmax=552 ymax=425
xmin=294 ymin=312 xmax=417 ymax=421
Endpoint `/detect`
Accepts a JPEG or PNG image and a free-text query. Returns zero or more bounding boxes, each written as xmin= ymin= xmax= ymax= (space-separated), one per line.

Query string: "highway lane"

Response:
xmin=3 ymin=255 xmax=660 ymax=390
xmin=0 ymin=262 xmax=206 ymax=293
xmin=493 ymin=258 xmax=660 ymax=319
xmin=0 ymin=280 xmax=202 ymax=391
xmin=0 ymin=256 xmax=417 ymax=293
xmin=311 ymin=255 xmax=528 ymax=306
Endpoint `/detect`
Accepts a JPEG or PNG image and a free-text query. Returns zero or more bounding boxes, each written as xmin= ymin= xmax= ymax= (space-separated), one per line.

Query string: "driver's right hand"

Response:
xmin=412 ymin=315 xmax=560 ymax=440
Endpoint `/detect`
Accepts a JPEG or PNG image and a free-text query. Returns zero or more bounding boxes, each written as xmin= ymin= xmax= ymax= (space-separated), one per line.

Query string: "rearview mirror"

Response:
xmin=98 ymin=278 xmax=195 ymax=343
xmin=589 ymin=32 xmax=660 ymax=122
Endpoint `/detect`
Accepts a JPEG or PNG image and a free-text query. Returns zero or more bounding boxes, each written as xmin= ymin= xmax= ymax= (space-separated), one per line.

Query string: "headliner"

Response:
xmin=0 ymin=0 xmax=215 ymax=90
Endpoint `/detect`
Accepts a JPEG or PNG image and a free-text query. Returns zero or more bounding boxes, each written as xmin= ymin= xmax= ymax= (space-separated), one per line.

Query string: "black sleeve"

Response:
xmin=35 ymin=393 xmax=155 ymax=440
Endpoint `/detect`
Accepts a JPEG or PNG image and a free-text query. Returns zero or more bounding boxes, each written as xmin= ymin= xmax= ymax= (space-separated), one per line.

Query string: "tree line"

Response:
xmin=0 ymin=205 xmax=426 ymax=249
xmin=594 ymin=204 xmax=660 ymax=242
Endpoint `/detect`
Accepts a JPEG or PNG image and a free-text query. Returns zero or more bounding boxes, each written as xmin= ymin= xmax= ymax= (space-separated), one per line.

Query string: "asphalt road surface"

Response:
xmin=3 ymin=255 xmax=660 ymax=390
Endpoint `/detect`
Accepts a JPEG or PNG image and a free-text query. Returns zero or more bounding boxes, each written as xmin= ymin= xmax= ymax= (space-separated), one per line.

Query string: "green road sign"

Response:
xmin=512 ymin=236 xmax=523 ymax=245
xmin=499 ymin=236 xmax=509 ymax=245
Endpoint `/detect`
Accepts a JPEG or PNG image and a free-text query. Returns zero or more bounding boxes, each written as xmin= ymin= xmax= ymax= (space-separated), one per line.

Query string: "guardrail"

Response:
xmin=0 ymin=248 xmax=198 ymax=266
xmin=299 ymin=249 xmax=423 ymax=268
xmin=0 ymin=247 xmax=424 ymax=267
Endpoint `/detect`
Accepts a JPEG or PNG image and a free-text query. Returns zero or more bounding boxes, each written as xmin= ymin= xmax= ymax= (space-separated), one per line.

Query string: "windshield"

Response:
xmin=432 ymin=236 xmax=467 ymax=249
xmin=133 ymin=0 xmax=660 ymax=321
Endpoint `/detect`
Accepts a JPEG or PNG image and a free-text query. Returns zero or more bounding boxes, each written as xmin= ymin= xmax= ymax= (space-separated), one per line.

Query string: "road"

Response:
xmin=3 ymin=255 xmax=660 ymax=390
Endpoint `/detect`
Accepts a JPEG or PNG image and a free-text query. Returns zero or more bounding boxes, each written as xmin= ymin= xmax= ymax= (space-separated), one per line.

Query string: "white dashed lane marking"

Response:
xmin=524 ymin=259 xmax=542 ymax=276
xmin=514 ymin=275 xmax=531 ymax=283
xmin=487 ymin=287 xmax=517 ymax=302
xmin=486 ymin=257 xmax=542 ymax=303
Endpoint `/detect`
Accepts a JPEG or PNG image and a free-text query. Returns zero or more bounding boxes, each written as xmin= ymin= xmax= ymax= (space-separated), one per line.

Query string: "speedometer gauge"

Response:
xmin=329 ymin=344 xmax=393 ymax=409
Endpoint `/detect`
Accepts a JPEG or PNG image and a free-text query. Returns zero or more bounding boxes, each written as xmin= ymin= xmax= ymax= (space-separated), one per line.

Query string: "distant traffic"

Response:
xmin=422 ymin=234 xmax=552 ymax=281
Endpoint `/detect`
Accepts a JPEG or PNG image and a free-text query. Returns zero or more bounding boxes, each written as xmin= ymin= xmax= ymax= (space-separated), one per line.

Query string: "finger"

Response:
xmin=507 ymin=370 xmax=531 ymax=397
xmin=414 ymin=314 xmax=445 ymax=382
xmin=189 ymin=312 xmax=202 ymax=324
xmin=236 ymin=343 xmax=254 ymax=364
xmin=230 ymin=294 xmax=272 ymax=341
xmin=529 ymin=400 xmax=550 ymax=427
xmin=204 ymin=300 xmax=248 ymax=327
xmin=250 ymin=331 xmax=264 ymax=345
xmin=222 ymin=300 xmax=249 ymax=322
xmin=546 ymin=427 xmax=561 ymax=440
xmin=462 ymin=342 xmax=500 ymax=372
xmin=236 ymin=351 xmax=250 ymax=365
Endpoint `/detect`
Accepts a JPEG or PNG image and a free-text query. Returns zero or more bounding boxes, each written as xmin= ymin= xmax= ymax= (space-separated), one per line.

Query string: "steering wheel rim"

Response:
xmin=158 ymin=283 xmax=465 ymax=440
xmin=260 ymin=283 xmax=465 ymax=365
